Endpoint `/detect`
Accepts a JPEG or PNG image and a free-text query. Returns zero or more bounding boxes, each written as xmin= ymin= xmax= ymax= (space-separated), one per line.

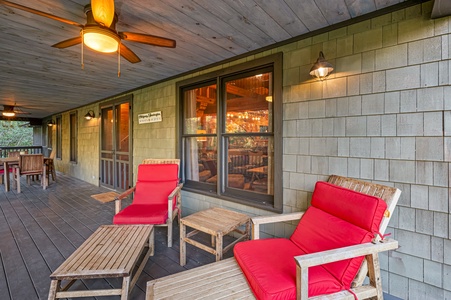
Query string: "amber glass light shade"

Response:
xmin=91 ymin=0 xmax=115 ymax=27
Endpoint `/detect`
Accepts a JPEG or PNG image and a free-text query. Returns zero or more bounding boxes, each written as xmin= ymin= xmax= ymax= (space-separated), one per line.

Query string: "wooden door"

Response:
xmin=100 ymin=100 xmax=131 ymax=190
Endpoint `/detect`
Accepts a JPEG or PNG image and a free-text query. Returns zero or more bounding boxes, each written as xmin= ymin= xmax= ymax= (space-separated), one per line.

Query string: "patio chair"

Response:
xmin=147 ymin=175 xmax=401 ymax=299
xmin=113 ymin=161 xmax=183 ymax=247
xmin=12 ymin=154 xmax=47 ymax=193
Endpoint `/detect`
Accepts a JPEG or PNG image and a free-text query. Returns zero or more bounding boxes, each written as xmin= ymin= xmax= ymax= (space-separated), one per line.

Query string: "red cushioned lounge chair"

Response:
xmin=113 ymin=160 xmax=183 ymax=247
xmin=146 ymin=175 xmax=401 ymax=300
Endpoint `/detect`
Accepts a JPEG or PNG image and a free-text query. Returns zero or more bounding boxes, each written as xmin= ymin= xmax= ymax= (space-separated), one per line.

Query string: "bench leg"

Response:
xmin=48 ymin=280 xmax=60 ymax=300
xmin=150 ymin=228 xmax=155 ymax=256
xmin=121 ymin=276 xmax=131 ymax=300
xmin=180 ymin=222 xmax=186 ymax=266
xmin=215 ymin=233 xmax=223 ymax=262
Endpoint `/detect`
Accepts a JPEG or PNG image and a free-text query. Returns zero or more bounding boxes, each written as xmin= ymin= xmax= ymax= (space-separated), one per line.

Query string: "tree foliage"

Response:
xmin=0 ymin=121 xmax=33 ymax=146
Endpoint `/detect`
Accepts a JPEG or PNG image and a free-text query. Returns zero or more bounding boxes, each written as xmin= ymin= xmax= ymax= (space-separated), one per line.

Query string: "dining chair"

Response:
xmin=13 ymin=154 xmax=47 ymax=193
xmin=45 ymin=149 xmax=56 ymax=182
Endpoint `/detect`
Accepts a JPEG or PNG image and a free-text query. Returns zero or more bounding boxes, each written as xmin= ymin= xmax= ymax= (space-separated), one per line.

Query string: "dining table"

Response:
xmin=0 ymin=157 xmax=19 ymax=192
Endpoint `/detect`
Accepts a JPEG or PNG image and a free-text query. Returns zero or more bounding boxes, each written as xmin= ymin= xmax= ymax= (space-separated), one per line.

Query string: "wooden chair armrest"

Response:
xmin=116 ymin=186 xmax=136 ymax=200
xmin=251 ymin=212 xmax=305 ymax=240
xmin=167 ymin=183 xmax=183 ymax=220
xmin=114 ymin=186 xmax=136 ymax=214
xmin=294 ymin=239 xmax=398 ymax=299
xmin=294 ymin=239 xmax=398 ymax=268
xmin=168 ymin=183 xmax=184 ymax=201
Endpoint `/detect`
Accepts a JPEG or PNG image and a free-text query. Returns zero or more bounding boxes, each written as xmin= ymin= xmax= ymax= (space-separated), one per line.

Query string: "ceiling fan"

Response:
xmin=0 ymin=0 xmax=176 ymax=63
xmin=0 ymin=105 xmax=31 ymax=117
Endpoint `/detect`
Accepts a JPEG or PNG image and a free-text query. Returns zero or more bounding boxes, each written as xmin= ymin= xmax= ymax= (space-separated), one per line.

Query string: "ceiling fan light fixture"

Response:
xmin=83 ymin=27 xmax=119 ymax=53
xmin=2 ymin=105 xmax=16 ymax=117
xmin=2 ymin=111 xmax=15 ymax=117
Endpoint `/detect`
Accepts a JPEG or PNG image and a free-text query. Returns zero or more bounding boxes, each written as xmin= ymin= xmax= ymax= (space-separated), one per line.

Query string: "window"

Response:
xmin=178 ymin=54 xmax=282 ymax=211
xmin=56 ymin=116 xmax=62 ymax=159
xmin=47 ymin=123 xmax=53 ymax=149
xmin=70 ymin=112 xmax=77 ymax=162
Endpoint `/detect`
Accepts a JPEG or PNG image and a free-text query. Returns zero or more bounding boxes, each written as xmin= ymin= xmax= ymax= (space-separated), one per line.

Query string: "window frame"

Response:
xmin=69 ymin=111 xmax=78 ymax=163
xmin=177 ymin=53 xmax=283 ymax=212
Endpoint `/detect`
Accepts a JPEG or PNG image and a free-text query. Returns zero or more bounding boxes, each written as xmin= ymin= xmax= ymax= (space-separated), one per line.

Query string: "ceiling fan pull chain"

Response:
xmin=118 ymin=42 xmax=121 ymax=77
xmin=81 ymin=30 xmax=84 ymax=70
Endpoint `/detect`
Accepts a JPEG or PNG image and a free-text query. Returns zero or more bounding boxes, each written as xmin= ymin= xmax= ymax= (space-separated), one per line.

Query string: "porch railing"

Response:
xmin=0 ymin=146 xmax=44 ymax=158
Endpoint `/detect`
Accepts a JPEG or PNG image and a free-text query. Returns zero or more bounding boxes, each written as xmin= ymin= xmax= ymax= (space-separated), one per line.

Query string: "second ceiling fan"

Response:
xmin=0 ymin=0 xmax=176 ymax=63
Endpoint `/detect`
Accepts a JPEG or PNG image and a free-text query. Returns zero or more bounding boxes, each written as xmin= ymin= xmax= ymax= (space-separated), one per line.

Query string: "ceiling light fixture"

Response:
xmin=83 ymin=26 xmax=119 ymax=53
xmin=47 ymin=120 xmax=55 ymax=127
xmin=309 ymin=51 xmax=334 ymax=80
xmin=2 ymin=105 xmax=15 ymax=117
xmin=84 ymin=110 xmax=96 ymax=120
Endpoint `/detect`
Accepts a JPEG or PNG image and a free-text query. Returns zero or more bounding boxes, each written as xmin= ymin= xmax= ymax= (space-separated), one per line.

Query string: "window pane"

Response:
xmin=183 ymin=84 xmax=217 ymax=135
xmin=115 ymin=103 xmax=129 ymax=153
xmin=184 ymin=136 xmax=217 ymax=185
xmin=227 ymin=136 xmax=273 ymax=195
xmin=225 ymin=72 xmax=272 ymax=134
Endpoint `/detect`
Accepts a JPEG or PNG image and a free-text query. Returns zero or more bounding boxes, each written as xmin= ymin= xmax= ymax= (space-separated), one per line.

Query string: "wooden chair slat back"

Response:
xmin=49 ymin=149 xmax=56 ymax=160
xmin=142 ymin=158 xmax=180 ymax=166
xmin=19 ymin=154 xmax=44 ymax=173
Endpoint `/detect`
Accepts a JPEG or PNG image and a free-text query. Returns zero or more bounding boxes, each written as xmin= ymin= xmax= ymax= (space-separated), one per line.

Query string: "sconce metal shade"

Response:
xmin=84 ymin=110 xmax=95 ymax=120
xmin=309 ymin=51 xmax=334 ymax=79
xmin=47 ymin=120 xmax=55 ymax=127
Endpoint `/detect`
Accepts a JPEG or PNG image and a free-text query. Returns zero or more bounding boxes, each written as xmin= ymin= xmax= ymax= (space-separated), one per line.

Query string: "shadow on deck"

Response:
xmin=0 ymin=173 xmax=234 ymax=300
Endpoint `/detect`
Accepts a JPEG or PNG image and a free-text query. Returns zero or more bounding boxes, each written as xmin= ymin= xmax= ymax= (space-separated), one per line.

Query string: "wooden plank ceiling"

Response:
xmin=0 ymin=0 xmax=410 ymax=120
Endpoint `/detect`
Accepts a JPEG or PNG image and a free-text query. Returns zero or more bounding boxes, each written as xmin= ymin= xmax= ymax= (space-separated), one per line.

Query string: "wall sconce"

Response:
xmin=47 ymin=120 xmax=55 ymax=127
xmin=84 ymin=110 xmax=96 ymax=120
xmin=309 ymin=51 xmax=334 ymax=80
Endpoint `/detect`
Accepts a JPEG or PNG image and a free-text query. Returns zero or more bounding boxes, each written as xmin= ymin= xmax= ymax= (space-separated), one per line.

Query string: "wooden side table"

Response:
xmin=48 ymin=225 xmax=154 ymax=300
xmin=180 ymin=207 xmax=250 ymax=266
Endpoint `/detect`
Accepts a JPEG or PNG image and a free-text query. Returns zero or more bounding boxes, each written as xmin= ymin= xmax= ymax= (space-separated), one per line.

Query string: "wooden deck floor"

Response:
xmin=0 ymin=173 xmax=234 ymax=300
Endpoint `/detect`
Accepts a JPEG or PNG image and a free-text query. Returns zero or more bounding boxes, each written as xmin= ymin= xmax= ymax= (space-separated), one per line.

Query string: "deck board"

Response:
xmin=0 ymin=173 xmax=235 ymax=300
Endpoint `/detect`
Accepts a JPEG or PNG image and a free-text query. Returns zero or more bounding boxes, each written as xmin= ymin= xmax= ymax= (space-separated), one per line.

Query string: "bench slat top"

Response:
xmin=51 ymin=225 xmax=153 ymax=279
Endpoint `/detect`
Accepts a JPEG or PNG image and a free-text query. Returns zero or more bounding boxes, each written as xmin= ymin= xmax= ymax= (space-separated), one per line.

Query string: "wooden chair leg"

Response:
xmin=366 ymin=253 xmax=383 ymax=300
xmin=17 ymin=173 xmax=21 ymax=194
xmin=168 ymin=221 xmax=173 ymax=247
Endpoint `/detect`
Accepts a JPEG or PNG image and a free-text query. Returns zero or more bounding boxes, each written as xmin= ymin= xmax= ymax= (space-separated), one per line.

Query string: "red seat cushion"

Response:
xmin=234 ymin=181 xmax=387 ymax=299
xmin=113 ymin=203 xmax=168 ymax=224
xmin=234 ymin=239 xmax=343 ymax=299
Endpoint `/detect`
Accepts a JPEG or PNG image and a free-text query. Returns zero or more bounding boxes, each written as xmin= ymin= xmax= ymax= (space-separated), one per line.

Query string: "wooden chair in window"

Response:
xmin=12 ymin=154 xmax=47 ymax=193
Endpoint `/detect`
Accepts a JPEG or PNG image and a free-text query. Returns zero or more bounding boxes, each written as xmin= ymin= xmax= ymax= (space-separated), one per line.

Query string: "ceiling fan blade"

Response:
xmin=52 ymin=37 xmax=82 ymax=49
xmin=0 ymin=0 xmax=83 ymax=28
xmin=120 ymin=44 xmax=141 ymax=63
xmin=91 ymin=0 xmax=115 ymax=28
xmin=119 ymin=32 xmax=176 ymax=48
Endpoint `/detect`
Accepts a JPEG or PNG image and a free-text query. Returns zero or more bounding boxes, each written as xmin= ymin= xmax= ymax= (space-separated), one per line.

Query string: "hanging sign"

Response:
xmin=138 ymin=111 xmax=162 ymax=124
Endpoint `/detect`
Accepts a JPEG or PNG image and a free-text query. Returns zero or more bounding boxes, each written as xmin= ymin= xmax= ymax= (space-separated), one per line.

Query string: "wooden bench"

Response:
xmin=48 ymin=224 xmax=154 ymax=300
